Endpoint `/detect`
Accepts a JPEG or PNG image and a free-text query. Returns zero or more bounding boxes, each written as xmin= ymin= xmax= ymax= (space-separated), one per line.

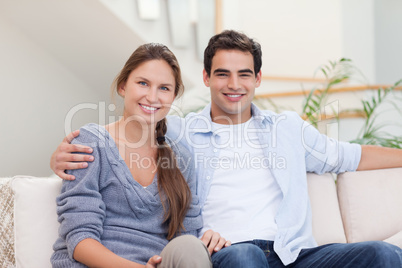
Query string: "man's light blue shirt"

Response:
xmin=166 ymin=103 xmax=362 ymax=265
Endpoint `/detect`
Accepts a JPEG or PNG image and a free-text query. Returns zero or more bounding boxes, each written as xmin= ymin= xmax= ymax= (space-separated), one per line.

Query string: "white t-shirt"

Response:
xmin=200 ymin=118 xmax=283 ymax=243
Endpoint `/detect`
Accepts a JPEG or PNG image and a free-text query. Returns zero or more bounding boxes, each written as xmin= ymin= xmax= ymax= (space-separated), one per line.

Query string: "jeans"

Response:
xmin=211 ymin=240 xmax=402 ymax=268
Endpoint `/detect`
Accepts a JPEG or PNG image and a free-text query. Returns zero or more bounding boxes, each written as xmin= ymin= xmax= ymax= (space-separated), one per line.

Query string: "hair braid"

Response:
xmin=155 ymin=118 xmax=191 ymax=239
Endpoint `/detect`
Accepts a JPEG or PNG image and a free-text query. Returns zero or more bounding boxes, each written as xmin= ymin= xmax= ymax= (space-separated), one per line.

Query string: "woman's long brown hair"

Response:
xmin=113 ymin=43 xmax=191 ymax=240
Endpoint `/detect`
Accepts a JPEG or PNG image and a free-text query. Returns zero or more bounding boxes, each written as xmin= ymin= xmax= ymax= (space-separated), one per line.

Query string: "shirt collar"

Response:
xmin=250 ymin=103 xmax=274 ymax=125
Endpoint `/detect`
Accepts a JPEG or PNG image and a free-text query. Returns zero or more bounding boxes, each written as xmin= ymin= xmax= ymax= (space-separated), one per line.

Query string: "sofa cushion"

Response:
xmin=12 ymin=176 xmax=62 ymax=268
xmin=337 ymin=168 xmax=402 ymax=244
xmin=307 ymin=173 xmax=347 ymax=245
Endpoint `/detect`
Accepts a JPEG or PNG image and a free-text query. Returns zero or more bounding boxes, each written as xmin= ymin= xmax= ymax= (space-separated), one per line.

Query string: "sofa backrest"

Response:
xmin=337 ymin=167 xmax=402 ymax=244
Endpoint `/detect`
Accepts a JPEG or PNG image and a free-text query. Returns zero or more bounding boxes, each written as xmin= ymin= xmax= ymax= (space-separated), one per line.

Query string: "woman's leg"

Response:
xmin=157 ymin=235 xmax=212 ymax=268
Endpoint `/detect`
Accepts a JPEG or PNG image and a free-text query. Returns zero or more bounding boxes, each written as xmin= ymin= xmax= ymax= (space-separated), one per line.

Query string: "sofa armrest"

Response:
xmin=337 ymin=168 xmax=402 ymax=244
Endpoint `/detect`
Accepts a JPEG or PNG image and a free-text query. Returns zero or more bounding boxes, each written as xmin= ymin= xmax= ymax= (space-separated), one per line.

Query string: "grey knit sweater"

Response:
xmin=51 ymin=124 xmax=202 ymax=267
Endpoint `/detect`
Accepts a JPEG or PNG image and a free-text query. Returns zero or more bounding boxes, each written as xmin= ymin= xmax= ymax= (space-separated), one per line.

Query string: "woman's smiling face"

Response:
xmin=119 ymin=59 xmax=176 ymax=126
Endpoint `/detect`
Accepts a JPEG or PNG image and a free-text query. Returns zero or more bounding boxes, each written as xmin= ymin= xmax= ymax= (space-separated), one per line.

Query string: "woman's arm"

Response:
xmin=74 ymin=238 xmax=161 ymax=268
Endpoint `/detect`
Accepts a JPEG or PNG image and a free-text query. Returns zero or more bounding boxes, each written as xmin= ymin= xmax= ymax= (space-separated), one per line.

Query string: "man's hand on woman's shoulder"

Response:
xmin=50 ymin=129 xmax=94 ymax=180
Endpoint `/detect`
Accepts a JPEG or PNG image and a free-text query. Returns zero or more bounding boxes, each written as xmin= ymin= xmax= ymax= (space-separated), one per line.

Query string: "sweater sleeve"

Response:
xmin=56 ymin=130 xmax=107 ymax=260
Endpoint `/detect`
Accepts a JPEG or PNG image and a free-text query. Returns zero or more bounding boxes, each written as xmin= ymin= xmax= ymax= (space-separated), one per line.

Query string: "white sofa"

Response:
xmin=1 ymin=168 xmax=402 ymax=268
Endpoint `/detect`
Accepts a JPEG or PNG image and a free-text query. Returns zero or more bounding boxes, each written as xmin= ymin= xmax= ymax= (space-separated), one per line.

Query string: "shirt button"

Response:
xmin=206 ymin=176 xmax=211 ymax=180
xmin=213 ymin=149 xmax=218 ymax=153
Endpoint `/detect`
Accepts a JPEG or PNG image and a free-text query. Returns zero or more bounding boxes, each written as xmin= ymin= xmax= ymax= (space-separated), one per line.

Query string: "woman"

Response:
xmin=51 ymin=43 xmax=228 ymax=268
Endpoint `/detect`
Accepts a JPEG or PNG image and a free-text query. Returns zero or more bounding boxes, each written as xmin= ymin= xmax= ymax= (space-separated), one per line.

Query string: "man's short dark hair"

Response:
xmin=203 ymin=30 xmax=262 ymax=77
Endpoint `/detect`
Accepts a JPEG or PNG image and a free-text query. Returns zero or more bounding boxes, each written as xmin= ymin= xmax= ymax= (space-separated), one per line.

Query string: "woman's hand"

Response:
xmin=50 ymin=130 xmax=94 ymax=180
xmin=146 ymin=255 xmax=162 ymax=268
xmin=200 ymin=229 xmax=231 ymax=255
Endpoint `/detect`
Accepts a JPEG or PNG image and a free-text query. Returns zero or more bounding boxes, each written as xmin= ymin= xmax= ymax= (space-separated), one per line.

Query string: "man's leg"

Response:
xmin=157 ymin=235 xmax=212 ymax=268
xmin=211 ymin=242 xmax=269 ymax=268
xmin=293 ymin=241 xmax=402 ymax=268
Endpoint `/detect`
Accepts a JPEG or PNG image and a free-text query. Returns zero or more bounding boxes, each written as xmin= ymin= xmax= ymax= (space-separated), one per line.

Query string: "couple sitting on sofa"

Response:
xmin=50 ymin=30 xmax=402 ymax=267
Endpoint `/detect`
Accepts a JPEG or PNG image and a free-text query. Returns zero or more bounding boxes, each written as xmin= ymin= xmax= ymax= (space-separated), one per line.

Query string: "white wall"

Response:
xmin=0 ymin=16 xmax=112 ymax=177
xmin=0 ymin=0 xmax=150 ymax=177
xmin=341 ymin=0 xmax=376 ymax=84
xmin=374 ymin=0 xmax=402 ymax=84
xmin=99 ymin=0 xmax=205 ymax=89
xmin=222 ymin=0 xmax=342 ymax=83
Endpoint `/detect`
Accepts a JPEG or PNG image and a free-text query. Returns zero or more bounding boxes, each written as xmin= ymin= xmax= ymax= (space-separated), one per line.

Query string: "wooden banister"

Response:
xmin=255 ymin=85 xmax=402 ymax=99
xmin=301 ymin=111 xmax=366 ymax=120
xmin=215 ymin=0 xmax=223 ymax=34
xmin=261 ymin=75 xmax=327 ymax=83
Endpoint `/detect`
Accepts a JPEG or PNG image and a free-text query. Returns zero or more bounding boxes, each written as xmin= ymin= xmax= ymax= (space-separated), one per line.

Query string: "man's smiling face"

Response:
xmin=203 ymin=49 xmax=262 ymax=125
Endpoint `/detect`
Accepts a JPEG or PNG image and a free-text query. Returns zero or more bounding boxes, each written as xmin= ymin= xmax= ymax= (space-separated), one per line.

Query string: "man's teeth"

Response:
xmin=141 ymin=104 xmax=157 ymax=111
xmin=227 ymin=94 xmax=242 ymax=98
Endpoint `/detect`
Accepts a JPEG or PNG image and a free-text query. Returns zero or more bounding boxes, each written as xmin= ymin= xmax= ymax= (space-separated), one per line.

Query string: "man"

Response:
xmin=51 ymin=30 xmax=402 ymax=267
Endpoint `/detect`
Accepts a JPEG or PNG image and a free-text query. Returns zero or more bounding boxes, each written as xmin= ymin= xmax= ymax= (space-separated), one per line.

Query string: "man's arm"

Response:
xmin=50 ymin=130 xmax=94 ymax=180
xmin=51 ymin=116 xmax=186 ymax=180
xmin=357 ymin=145 xmax=402 ymax=171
